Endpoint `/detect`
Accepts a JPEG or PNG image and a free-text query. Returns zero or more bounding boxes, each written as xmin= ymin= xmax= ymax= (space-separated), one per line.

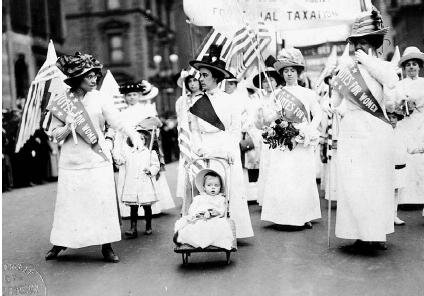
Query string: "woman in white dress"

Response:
xmin=188 ymin=46 xmax=254 ymax=239
xmin=257 ymin=48 xmax=322 ymax=228
xmin=252 ymin=66 xmax=283 ymax=206
xmin=175 ymin=74 xmax=203 ymax=202
xmin=395 ymin=46 xmax=424 ymax=205
xmin=113 ymin=81 xmax=175 ymax=218
xmin=323 ymin=9 xmax=398 ymax=250
xmin=46 ymin=52 xmax=144 ymax=262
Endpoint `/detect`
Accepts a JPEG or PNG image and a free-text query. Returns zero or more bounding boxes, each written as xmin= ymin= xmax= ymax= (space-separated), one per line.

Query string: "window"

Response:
xmin=47 ymin=0 xmax=63 ymax=42
xmin=106 ymin=0 xmax=120 ymax=10
xmin=10 ymin=0 xmax=30 ymax=34
xmin=30 ymin=0 xmax=47 ymax=37
xmin=109 ymin=35 xmax=124 ymax=63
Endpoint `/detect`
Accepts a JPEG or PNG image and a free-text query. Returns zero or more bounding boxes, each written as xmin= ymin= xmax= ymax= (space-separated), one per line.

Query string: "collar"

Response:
xmin=205 ymin=86 xmax=221 ymax=96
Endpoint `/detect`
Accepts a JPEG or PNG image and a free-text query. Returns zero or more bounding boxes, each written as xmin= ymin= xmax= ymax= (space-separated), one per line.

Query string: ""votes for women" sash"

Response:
xmin=332 ymin=63 xmax=390 ymax=124
xmin=47 ymin=87 xmax=109 ymax=161
xmin=275 ymin=88 xmax=309 ymax=123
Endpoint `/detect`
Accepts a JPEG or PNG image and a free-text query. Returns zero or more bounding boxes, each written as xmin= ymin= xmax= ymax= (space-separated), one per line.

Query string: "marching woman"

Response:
xmin=395 ymin=46 xmax=424 ymax=206
xmin=175 ymin=73 xmax=203 ymax=203
xmin=46 ymin=52 xmax=143 ymax=262
xmin=113 ymin=81 xmax=175 ymax=219
xmin=252 ymin=63 xmax=283 ymax=206
xmin=324 ymin=9 xmax=398 ymax=250
xmin=257 ymin=48 xmax=322 ymax=228
xmin=188 ymin=46 xmax=254 ymax=239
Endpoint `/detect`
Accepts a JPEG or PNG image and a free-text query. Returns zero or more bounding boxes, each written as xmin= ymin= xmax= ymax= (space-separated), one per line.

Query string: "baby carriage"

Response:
xmin=174 ymin=157 xmax=237 ymax=265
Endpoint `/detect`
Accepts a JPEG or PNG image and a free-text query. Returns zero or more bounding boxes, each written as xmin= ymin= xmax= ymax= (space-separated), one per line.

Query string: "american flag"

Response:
xmin=99 ymin=70 xmax=127 ymax=111
xmin=15 ymin=40 xmax=66 ymax=153
xmin=226 ymin=21 xmax=272 ymax=79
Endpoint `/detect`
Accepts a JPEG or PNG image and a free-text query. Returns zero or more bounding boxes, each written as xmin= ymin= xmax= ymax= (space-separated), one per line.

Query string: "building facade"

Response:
xmin=63 ymin=0 xmax=188 ymax=116
xmin=2 ymin=0 xmax=67 ymax=109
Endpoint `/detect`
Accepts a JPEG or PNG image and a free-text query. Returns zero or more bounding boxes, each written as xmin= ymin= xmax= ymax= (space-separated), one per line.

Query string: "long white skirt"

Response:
xmin=50 ymin=165 xmax=121 ymax=248
xmin=399 ymin=154 xmax=424 ymax=204
xmin=261 ymin=145 xmax=321 ymax=226
xmin=257 ymin=147 xmax=272 ymax=206
xmin=324 ymin=151 xmax=338 ymax=201
xmin=335 ymin=110 xmax=394 ymax=241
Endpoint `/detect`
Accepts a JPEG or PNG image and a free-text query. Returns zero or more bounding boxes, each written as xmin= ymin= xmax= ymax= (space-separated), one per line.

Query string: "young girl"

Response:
xmin=174 ymin=169 xmax=234 ymax=250
xmin=115 ymin=128 xmax=160 ymax=238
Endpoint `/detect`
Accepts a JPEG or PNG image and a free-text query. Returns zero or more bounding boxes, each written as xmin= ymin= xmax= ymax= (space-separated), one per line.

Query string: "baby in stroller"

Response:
xmin=174 ymin=169 xmax=234 ymax=250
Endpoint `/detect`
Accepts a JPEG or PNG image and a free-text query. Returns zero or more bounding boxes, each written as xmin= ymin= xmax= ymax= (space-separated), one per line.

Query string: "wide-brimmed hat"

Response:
xmin=189 ymin=45 xmax=234 ymax=80
xmin=253 ymin=67 xmax=283 ymax=88
xmin=56 ymin=52 xmax=103 ymax=86
xmin=398 ymin=46 xmax=424 ymax=67
xmin=139 ymin=80 xmax=159 ymax=100
xmin=347 ymin=9 xmax=389 ymax=42
xmin=119 ymin=81 xmax=143 ymax=94
xmin=274 ymin=48 xmax=305 ymax=72
xmin=194 ymin=168 xmax=225 ymax=194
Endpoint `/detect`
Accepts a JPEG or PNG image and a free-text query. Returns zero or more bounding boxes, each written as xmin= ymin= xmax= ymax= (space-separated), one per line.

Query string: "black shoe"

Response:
xmin=144 ymin=228 xmax=153 ymax=235
xmin=372 ymin=242 xmax=388 ymax=250
xmin=101 ymin=245 xmax=120 ymax=263
xmin=45 ymin=246 xmax=66 ymax=260
xmin=124 ymin=228 xmax=138 ymax=238
xmin=304 ymin=222 xmax=313 ymax=229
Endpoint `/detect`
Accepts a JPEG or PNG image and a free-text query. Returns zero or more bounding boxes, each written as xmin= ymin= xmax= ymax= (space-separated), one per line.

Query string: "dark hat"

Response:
xmin=189 ymin=45 xmax=233 ymax=79
xmin=119 ymin=81 xmax=143 ymax=94
xmin=253 ymin=67 xmax=283 ymax=88
xmin=56 ymin=52 xmax=103 ymax=86
xmin=120 ymin=80 xmax=159 ymax=100
xmin=347 ymin=8 xmax=389 ymax=42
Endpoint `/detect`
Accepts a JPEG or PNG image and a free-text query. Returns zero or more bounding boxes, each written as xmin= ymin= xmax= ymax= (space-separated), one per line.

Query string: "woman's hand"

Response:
xmin=65 ymin=113 xmax=76 ymax=127
xmin=143 ymin=168 xmax=152 ymax=175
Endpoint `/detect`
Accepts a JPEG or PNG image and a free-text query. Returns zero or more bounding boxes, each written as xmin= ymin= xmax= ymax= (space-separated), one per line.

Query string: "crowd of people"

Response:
xmin=5 ymin=7 xmax=422 ymax=263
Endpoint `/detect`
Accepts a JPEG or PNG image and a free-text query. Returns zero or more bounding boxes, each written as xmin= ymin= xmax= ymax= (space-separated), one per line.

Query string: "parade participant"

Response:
xmin=396 ymin=46 xmax=424 ymax=205
xmin=114 ymin=128 xmax=160 ymax=237
xmin=257 ymin=48 xmax=322 ymax=228
xmin=387 ymin=112 xmax=407 ymax=225
xmin=114 ymin=81 xmax=175 ymax=218
xmin=46 ymin=52 xmax=144 ymax=262
xmin=253 ymin=64 xmax=283 ymax=206
xmin=174 ymin=169 xmax=234 ymax=250
xmin=323 ymin=9 xmax=398 ymax=250
xmin=175 ymin=73 xmax=203 ymax=201
xmin=189 ymin=45 xmax=254 ymax=239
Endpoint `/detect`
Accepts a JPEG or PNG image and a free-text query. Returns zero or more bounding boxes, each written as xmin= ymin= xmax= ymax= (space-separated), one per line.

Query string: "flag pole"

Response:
xmin=186 ymin=19 xmax=196 ymax=59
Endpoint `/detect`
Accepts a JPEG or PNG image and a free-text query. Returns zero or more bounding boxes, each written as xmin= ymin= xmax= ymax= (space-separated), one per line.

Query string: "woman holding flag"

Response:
xmin=188 ymin=45 xmax=254 ymax=239
xmin=45 ymin=52 xmax=143 ymax=263
xmin=323 ymin=9 xmax=398 ymax=250
xmin=257 ymin=48 xmax=322 ymax=228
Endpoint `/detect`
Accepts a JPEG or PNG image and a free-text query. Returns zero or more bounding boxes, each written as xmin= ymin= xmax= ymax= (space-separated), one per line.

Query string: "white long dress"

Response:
xmin=254 ymin=91 xmax=279 ymax=206
xmin=191 ymin=87 xmax=254 ymax=238
xmin=259 ymin=86 xmax=322 ymax=226
xmin=49 ymin=90 xmax=127 ymax=248
xmin=396 ymin=77 xmax=424 ymax=204
xmin=113 ymin=103 xmax=175 ymax=217
xmin=334 ymin=56 xmax=397 ymax=242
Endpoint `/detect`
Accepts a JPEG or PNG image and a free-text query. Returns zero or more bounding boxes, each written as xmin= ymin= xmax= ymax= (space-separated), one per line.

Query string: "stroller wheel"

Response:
xmin=182 ymin=253 xmax=189 ymax=265
xmin=226 ymin=251 xmax=231 ymax=265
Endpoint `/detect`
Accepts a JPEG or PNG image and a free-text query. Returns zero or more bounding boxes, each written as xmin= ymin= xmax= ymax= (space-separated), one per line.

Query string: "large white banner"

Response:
xmin=184 ymin=0 xmax=372 ymax=33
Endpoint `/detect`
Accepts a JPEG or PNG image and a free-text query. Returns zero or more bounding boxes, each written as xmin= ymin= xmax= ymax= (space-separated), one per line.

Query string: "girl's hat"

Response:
xmin=194 ymin=168 xmax=225 ymax=194
xmin=274 ymin=48 xmax=305 ymax=72
xmin=139 ymin=80 xmax=159 ymax=101
xmin=119 ymin=81 xmax=143 ymax=94
xmin=56 ymin=52 xmax=103 ymax=86
xmin=398 ymin=46 xmax=424 ymax=67
xmin=252 ymin=67 xmax=283 ymax=88
xmin=189 ymin=45 xmax=234 ymax=79
xmin=347 ymin=8 xmax=389 ymax=42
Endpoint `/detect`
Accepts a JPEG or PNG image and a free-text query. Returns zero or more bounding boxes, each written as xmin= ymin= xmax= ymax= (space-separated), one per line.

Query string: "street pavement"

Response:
xmin=3 ymin=162 xmax=424 ymax=296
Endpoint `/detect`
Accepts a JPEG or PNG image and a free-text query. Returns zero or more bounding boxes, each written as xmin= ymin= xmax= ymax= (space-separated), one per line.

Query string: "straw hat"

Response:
xmin=56 ymin=52 xmax=103 ymax=86
xmin=194 ymin=168 xmax=225 ymax=194
xmin=398 ymin=46 xmax=424 ymax=67
xmin=347 ymin=9 xmax=389 ymax=41
xmin=274 ymin=48 xmax=305 ymax=72
xmin=189 ymin=45 xmax=234 ymax=80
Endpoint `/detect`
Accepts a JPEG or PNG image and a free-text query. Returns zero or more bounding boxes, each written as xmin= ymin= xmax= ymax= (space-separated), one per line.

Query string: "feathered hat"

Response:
xmin=189 ymin=45 xmax=234 ymax=79
xmin=274 ymin=48 xmax=305 ymax=72
xmin=347 ymin=8 xmax=389 ymax=41
xmin=56 ymin=52 xmax=103 ymax=86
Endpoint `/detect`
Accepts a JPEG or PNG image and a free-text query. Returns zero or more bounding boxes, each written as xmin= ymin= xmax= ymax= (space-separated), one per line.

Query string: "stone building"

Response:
xmin=2 ymin=0 xmax=67 ymax=109
xmin=62 ymin=0 xmax=188 ymax=116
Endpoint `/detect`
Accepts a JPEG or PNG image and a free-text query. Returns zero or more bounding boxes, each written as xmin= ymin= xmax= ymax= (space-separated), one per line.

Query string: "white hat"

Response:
xmin=398 ymin=46 xmax=424 ymax=67
xmin=139 ymin=80 xmax=159 ymax=101
xmin=194 ymin=168 xmax=225 ymax=194
xmin=274 ymin=48 xmax=305 ymax=72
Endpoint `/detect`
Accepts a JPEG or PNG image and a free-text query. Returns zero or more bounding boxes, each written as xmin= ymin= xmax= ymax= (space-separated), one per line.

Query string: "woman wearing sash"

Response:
xmin=175 ymin=73 xmax=203 ymax=202
xmin=113 ymin=81 xmax=175 ymax=221
xmin=395 ymin=47 xmax=424 ymax=206
xmin=258 ymin=48 xmax=322 ymax=228
xmin=252 ymin=65 xmax=283 ymax=206
xmin=324 ymin=9 xmax=398 ymax=250
xmin=45 ymin=52 xmax=143 ymax=262
xmin=188 ymin=46 xmax=254 ymax=239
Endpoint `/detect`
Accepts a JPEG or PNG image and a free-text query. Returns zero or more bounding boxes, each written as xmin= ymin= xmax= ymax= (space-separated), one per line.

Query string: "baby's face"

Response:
xmin=203 ymin=176 xmax=221 ymax=196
